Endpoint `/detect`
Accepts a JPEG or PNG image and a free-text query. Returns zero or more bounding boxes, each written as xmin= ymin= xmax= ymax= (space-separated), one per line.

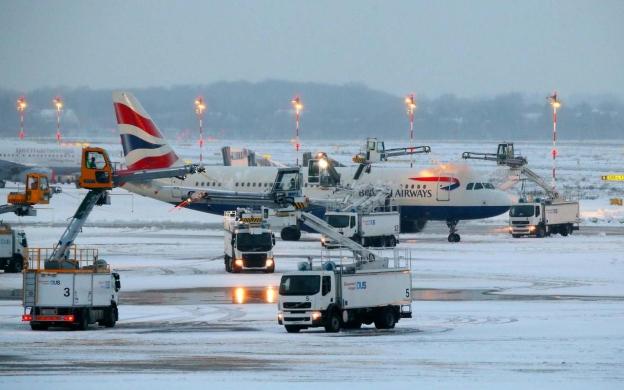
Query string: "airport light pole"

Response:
xmin=16 ymin=96 xmax=27 ymax=140
xmin=404 ymin=94 xmax=417 ymax=168
xmin=53 ymin=96 xmax=64 ymax=144
xmin=291 ymin=96 xmax=303 ymax=166
xmin=194 ymin=96 xmax=206 ymax=163
xmin=547 ymin=92 xmax=561 ymax=193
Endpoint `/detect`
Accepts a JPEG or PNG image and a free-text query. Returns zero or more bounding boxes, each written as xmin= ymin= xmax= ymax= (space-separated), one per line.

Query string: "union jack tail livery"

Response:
xmin=113 ymin=91 xmax=180 ymax=170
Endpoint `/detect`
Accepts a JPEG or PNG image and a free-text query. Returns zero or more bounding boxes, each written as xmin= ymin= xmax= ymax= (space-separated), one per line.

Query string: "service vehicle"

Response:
xmin=0 ymin=223 xmax=27 ymax=273
xmin=277 ymin=260 xmax=412 ymax=333
xmin=509 ymin=199 xmax=580 ymax=237
xmin=224 ymin=208 xmax=276 ymax=273
xmin=322 ymin=210 xmax=400 ymax=247
xmin=22 ymin=247 xmax=120 ymax=330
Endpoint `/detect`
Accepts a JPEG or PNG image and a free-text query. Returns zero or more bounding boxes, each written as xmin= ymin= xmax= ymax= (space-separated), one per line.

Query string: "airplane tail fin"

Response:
xmin=113 ymin=91 xmax=180 ymax=170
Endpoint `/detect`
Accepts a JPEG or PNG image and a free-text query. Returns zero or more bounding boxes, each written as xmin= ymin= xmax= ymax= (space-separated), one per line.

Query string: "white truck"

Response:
xmin=224 ymin=208 xmax=276 ymax=273
xmin=0 ymin=223 xmax=27 ymax=273
xmin=509 ymin=199 xmax=580 ymax=238
xmin=277 ymin=261 xmax=412 ymax=333
xmin=322 ymin=210 xmax=400 ymax=248
xmin=22 ymin=248 xmax=120 ymax=330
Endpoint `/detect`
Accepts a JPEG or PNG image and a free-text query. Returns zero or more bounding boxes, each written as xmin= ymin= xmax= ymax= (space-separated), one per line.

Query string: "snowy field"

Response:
xmin=1 ymin=140 xmax=623 ymax=388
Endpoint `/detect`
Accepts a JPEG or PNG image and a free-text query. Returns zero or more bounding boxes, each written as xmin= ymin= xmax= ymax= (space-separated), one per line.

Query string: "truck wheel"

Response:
xmin=9 ymin=256 xmax=24 ymax=273
xmin=561 ymin=225 xmax=569 ymax=236
xmin=387 ymin=236 xmax=397 ymax=247
xmin=568 ymin=224 xmax=574 ymax=235
xmin=30 ymin=322 xmax=48 ymax=331
xmin=374 ymin=307 xmax=396 ymax=329
xmin=75 ymin=310 xmax=89 ymax=331
xmin=102 ymin=307 xmax=117 ymax=328
xmin=324 ymin=310 xmax=341 ymax=333
xmin=224 ymin=256 xmax=232 ymax=273
xmin=285 ymin=325 xmax=302 ymax=333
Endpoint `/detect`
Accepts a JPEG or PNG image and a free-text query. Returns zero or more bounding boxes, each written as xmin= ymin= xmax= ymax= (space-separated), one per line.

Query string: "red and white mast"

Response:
xmin=194 ymin=96 xmax=206 ymax=163
xmin=16 ymin=96 xmax=27 ymax=140
xmin=547 ymin=91 xmax=561 ymax=194
xmin=291 ymin=96 xmax=303 ymax=166
xmin=53 ymin=96 xmax=64 ymax=144
xmin=404 ymin=94 xmax=417 ymax=168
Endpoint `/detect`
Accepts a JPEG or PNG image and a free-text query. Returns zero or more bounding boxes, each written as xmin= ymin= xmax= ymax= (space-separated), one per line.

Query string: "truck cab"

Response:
xmin=224 ymin=208 xmax=276 ymax=273
xmin=509 ymin=202 xmax=543 ymax=236
xmin=277 ymin=270 xmax=338 ymax=332
xmin=0 ymin=224 xmax=27 ymax=273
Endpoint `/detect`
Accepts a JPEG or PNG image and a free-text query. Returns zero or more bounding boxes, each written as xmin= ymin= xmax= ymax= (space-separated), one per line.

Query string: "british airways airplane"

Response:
xmin=113 ymin=91 xmax=511 ymax=242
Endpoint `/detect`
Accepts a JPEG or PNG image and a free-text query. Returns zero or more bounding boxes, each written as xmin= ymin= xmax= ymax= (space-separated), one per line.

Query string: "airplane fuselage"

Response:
xmin=123 ymin=163 xmax=511 ymax=226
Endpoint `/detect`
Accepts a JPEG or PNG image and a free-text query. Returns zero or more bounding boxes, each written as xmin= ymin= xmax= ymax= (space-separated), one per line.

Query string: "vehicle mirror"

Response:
xmin=113 ymin=273 xmax=121 ymax=291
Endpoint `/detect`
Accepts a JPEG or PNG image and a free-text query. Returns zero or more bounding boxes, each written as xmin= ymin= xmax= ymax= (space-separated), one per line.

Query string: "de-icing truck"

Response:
xmin=277 ymin=260 xmax=412 ymax=333
xmin=224 ymin=208 xmax=276 ymax=273
xmin=509 ymin=198 xmax=580 ymax=238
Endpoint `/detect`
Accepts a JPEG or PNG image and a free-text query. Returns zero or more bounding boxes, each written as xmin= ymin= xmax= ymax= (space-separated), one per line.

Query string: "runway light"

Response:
xmin=234 ymin=287 xmax=245 ymax=304
xmin=266 ymin=286 xmax=275 ymax=303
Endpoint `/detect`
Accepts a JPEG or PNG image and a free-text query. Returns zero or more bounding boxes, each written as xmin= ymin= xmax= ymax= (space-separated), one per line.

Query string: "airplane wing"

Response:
xmin=0 ymin=160 xmax=50 ymax=184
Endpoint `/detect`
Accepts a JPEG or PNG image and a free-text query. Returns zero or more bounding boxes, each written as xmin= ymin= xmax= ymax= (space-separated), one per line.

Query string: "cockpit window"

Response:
xmin=484 ymin=183 xmax=495 ymax=189
xmin=474 ymin=183 xmax=483 ymax=190
xmin=466 ymin=183 xmax=474 ymax=190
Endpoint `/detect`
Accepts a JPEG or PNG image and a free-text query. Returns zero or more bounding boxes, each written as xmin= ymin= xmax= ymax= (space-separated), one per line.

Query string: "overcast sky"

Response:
xmin=1 ymin=0 xmax=622 ymax=98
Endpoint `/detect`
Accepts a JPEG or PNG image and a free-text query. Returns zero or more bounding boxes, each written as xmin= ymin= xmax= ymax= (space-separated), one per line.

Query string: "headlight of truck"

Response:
xmin=234 ymin=259 xmax=243 ymax=267
xmin=265 ymin=258 xmax=274 ymax=267
xmin=311 ymin=311 xmax=322 ymax=320
xmin=277 ymin=311 xmax=283 ymax=321
xmin=529 ymin=225 xmax=536 ymax=232
xmin=401 ymin=305 xmax=412 ymax=313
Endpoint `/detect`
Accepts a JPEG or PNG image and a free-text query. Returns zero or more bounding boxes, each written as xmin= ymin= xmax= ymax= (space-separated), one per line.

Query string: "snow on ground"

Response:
xmin=1 ymin=140 xmax=623 ymax=386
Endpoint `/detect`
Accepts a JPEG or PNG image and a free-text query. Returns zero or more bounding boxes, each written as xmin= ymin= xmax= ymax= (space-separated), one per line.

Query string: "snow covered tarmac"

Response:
xmin=1 ymin=223 xmax=623 ymax=388
xmin=1 ymin=184 xmax=623 ymax=387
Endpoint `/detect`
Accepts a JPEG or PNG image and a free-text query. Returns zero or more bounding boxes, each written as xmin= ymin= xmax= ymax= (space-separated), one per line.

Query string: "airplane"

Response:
xmin=0 ymin=140 xmax=84 ymax=187
xmin=113 ymin=91 xmax=512 ymax=242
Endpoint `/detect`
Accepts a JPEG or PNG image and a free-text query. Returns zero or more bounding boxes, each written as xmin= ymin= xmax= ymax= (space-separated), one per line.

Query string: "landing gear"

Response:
xmin=280 ymin=226 xmax=301 ymax=241
xmin=446 ymin=220 xmax=461 ymax=243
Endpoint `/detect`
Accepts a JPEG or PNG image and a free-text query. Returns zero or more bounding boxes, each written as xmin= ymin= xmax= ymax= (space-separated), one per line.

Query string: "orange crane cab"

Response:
xmin=7 ymin=173 xmax=51 ymax=206
xmin=78 ymin=147 xmax=114 ymax=190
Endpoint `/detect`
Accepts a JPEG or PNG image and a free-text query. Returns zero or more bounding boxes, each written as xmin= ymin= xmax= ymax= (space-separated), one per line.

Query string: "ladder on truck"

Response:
xmin=353 ymin=137 xmax=431 ymax=164
xmin=297 ymin=212 xmax=387 ymax=268
xmin=462 ymin=142 xmax=560 ymax=199
xmin=46 ymin=147 xmax=203 ymax=268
